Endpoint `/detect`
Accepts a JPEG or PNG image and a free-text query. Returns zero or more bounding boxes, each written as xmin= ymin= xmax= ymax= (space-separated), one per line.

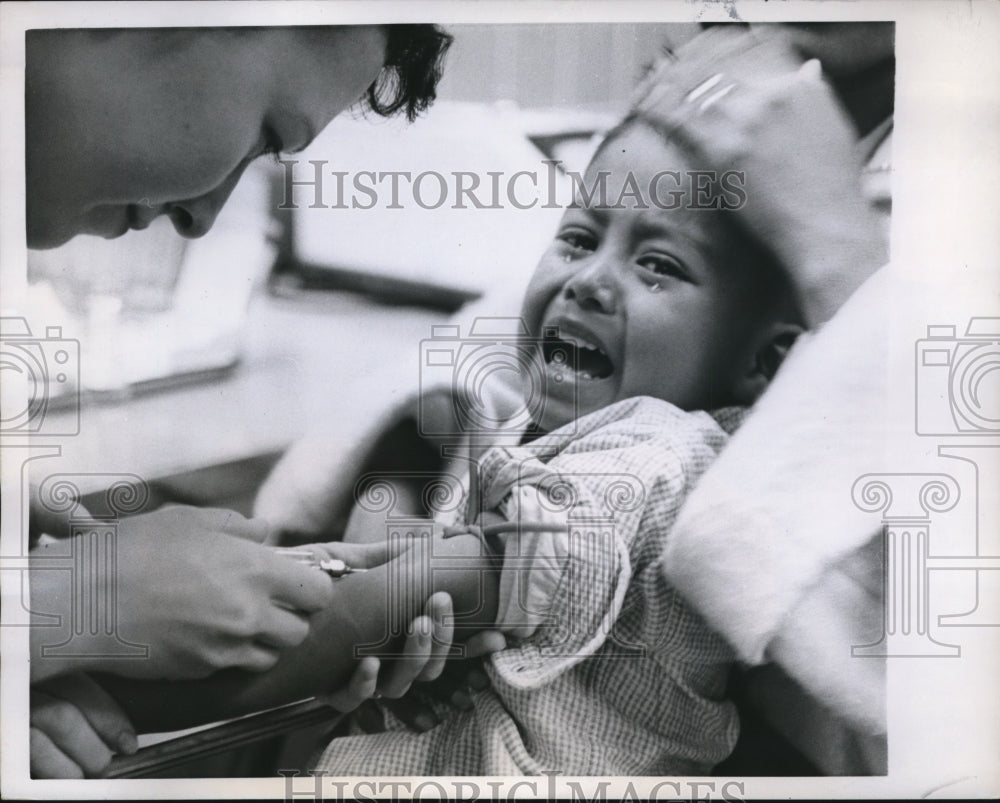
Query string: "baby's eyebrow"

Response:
xmin=565 ymin=201 xmax=609 ymax=226
xmin=630 ymin=210 xmax=711 ymax=252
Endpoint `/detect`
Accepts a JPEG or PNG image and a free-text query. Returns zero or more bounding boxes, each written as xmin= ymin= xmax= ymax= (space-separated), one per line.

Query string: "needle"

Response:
xmin=317 ymin=558 xmax=368 ymax=578
xmin=273 ymin=549 xmax=367 ymax=578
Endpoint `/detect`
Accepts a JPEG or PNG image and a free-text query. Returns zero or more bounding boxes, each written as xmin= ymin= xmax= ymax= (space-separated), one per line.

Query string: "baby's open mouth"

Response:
xmin=542 ymin=332 xmax=614 ymax=380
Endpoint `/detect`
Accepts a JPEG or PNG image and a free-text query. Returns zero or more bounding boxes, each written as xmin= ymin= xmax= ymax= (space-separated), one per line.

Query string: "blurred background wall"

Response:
xmin=436 ymin=23 xmax=701 ymax=115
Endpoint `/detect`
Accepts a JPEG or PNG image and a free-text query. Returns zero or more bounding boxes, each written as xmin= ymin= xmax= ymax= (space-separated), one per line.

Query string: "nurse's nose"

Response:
xmin=166 ymin=163 xmax=247 ymax=239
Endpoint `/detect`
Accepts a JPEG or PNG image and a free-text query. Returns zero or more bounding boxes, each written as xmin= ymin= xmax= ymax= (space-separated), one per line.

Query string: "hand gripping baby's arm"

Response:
xmin=97 ymin=530 xmax=499 ymax=734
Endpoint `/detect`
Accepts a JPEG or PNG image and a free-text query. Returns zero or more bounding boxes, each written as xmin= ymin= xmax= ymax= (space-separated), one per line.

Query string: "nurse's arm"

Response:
xmin=97 ymin=532 xmax=498 ymax=733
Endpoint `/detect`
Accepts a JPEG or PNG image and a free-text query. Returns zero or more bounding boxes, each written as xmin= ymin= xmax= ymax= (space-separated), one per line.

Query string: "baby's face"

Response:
xmin=520 ymin=124 xmax=769 ymax=433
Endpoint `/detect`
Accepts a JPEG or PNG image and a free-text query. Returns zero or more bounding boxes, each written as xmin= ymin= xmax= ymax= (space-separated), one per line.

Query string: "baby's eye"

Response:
xmin=637 ymin=254 xmax=692 ymax=283
xmin=556 ymin=227 xmax=597 ymax=254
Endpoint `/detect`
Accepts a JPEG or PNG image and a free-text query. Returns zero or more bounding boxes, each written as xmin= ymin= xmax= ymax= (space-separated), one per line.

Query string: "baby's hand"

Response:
xmin=30 ymin=674 xmax=137 ymax=778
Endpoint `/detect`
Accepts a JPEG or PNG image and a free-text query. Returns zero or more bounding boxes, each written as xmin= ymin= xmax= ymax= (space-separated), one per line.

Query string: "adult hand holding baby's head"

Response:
xmin=634 ymin=25 xmax=889 ymax=326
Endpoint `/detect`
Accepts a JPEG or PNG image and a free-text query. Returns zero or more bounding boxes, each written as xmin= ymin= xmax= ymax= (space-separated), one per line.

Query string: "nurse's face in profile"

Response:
xmin=26 ymin=26 xmax=387 ymax=249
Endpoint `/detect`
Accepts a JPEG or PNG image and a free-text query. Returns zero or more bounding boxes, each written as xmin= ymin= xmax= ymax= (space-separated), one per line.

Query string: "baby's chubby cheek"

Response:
xmin=519 ymin=264 xmax=567 ymax=337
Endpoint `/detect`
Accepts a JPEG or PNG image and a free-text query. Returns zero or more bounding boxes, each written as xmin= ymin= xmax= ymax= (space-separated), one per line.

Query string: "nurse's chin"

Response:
xmin=100 ymin=216 xmax=132 ymax=240
xmin=83 ymin=207 xmax=132 ymax=241
xmin=26 ymin=213 xmax=76 ymax=250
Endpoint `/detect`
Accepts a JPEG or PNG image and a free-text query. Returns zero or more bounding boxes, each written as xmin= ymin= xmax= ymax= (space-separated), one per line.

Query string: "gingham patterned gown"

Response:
xmin=315 ymin=396 xmax=745 ymax=776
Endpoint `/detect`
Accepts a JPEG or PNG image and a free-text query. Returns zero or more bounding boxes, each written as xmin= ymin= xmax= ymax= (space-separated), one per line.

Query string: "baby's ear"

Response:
xmin=734 ymin=322 xmax=804 ymax=405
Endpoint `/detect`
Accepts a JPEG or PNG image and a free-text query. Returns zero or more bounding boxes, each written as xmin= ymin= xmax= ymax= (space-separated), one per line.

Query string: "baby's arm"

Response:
xmin=97 ymin=529 xmax=499 ymax=733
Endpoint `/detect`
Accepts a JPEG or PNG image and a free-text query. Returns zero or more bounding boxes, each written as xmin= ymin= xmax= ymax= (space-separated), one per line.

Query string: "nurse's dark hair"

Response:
xmin=367 ymin=24 xmax=453 ymax=122
xmin=63 ymin=25 xmax=452 ymax=123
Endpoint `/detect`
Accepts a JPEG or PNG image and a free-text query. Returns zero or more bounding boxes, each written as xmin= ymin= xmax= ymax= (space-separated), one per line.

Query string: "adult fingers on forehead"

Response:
xmin=635 ymin=93 xmax=745 ymax=171
xmin=632 ymin=27 xmax=746 ymax=113
xmin=634 ymin=25 xmax=803 ymax=122
xmin=674 ymin=24 xmax=804 ymax=81
xmin=638 ymin=65 xmax=840 ymax=173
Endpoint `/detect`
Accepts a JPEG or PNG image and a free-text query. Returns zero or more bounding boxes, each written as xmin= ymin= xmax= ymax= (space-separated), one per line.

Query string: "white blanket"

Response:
xmin=662 ymin=265 xmax=892 ymax=739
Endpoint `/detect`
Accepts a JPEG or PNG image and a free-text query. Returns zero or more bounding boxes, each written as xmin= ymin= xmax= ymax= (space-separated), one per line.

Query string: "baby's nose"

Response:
xmin=563 ymin=262 xmax=617 ymax=314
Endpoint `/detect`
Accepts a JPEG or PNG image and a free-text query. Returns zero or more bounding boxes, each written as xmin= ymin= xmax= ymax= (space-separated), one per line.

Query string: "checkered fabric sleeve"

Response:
xmin=475 ymin=397 xmax=740 ymax=688
xmin=314 ymin=396 xmax=745 ymax=776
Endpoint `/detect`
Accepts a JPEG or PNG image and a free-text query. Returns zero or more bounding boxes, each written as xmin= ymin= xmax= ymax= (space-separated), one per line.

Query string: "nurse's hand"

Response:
xmin=30 ymin=506 xmax=333 ymax=682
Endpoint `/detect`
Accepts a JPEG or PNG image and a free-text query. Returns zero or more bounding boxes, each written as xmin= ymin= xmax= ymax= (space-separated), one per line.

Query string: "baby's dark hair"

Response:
xmin=365 ymin=24 xmax=453 ymax=122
